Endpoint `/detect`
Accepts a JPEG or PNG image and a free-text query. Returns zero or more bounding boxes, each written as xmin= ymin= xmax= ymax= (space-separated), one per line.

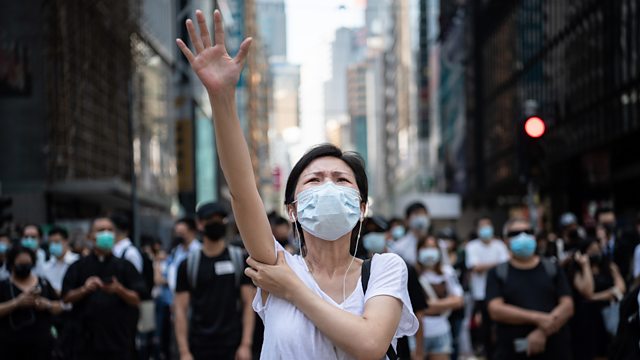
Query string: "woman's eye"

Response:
xmin=338 ymin=178 xmax=350 ymax=183
xmin=305 ymin=178 xmax=320 ymax=184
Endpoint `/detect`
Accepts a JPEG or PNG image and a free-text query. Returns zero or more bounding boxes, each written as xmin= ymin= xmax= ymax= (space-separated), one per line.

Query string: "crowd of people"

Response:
xmin=1 ymin=200 xmax=639 ymax=359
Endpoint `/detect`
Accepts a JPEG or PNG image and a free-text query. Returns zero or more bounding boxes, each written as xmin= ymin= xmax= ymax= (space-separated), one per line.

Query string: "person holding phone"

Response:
xmin=486 ymin=217 xmax=574 ymax=359
xmin=0 ymin=246 xmax=63 ymax=359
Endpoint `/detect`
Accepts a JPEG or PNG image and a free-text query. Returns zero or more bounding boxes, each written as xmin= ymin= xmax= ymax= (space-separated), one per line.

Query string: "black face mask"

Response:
xmin=174 ymin=236 xmax=186 ymax=245
xmin=203 ymin=222 xmax=226 ymax=241
xmin=13 ymin=264 xmax=32 ymax=279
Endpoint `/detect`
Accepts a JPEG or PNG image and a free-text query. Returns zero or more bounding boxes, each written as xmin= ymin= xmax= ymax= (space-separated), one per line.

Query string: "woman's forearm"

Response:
xmin=208 ymin=93 xmax=274 ymax=265
xmin=288 ymin=286 xmax=402 ymax=360
xmin=424 ymin=296 xmax=463 ymax=315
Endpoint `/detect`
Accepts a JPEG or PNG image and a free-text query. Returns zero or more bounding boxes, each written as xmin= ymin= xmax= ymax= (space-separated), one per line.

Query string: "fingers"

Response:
xmin=186 ymin=19 xmax=204 ymax=54
xmin=176 ymin=39 xmax=195 ymax=64
xmin=244 ymin=267 xmax=258 ymax=281
xmin=246 ymin=257 xmax=260 ymax=269
xmin=234 ymin=37 xmax=253 ymax=65
xmin=213 ymin=9 xmax=225 ymax=46
xmin=195 ymin=10 xmax=212 ymax=48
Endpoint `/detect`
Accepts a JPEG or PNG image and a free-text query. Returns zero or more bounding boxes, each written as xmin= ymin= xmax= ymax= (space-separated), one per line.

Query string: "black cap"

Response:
xmin=196 ymin=202 xmax=228 ymax=220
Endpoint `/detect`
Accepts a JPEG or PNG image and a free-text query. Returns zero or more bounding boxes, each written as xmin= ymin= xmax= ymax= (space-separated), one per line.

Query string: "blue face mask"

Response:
xmin=296 ymin=182 xmax=362 ymax=241
xmin=96 ymin=231 xmax=115 ymax=251
xmin=49 ymin=243 xmax=64 ymax=258
xmin=409 ymin=215 xmax=430 ymax=232
xmin=478 ymin=225 xmax=494 ymax=240
xmin=21 ymin=237 xmax=39 ymax=250
xmin=0 ymin=243 xmax=9 ymax=255
xmin=418 ymin=248 xmax=441 ymax=267
xmin=391 ymin=226 xmax=405 ymax=240
xmin=510 ymin=232 xmax=537 ymax=258
xmin=363 ymin=233 xmax=386 ymax=253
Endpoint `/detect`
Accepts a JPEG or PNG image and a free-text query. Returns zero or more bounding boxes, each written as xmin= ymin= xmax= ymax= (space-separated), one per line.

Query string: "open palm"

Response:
xmin=177 ymin=10 xmax=252 ymax=95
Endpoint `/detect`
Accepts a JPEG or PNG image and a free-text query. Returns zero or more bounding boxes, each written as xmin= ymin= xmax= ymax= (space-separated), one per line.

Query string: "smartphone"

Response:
xmin=514 ymin=338 xmax=528 ymax=353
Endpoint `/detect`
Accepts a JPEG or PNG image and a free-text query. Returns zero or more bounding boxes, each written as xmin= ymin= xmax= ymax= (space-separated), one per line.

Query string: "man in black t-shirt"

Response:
xmin=62 ymin=216 xmax=145 ymax=360
xmin=174 ymin=202 xmax=255 ymax=360
xmin=486 ymin=217 xmax=574 ymax=360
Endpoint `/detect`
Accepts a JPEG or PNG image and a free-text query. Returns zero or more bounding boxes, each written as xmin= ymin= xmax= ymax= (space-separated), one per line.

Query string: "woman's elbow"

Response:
xmin=354 ymin=339 xmax=389 ymax=360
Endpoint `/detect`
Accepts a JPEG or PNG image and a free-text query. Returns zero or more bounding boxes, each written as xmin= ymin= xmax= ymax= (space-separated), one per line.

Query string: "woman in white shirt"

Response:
xmin=176 ymin=10 xmax=419 ymax=360
xmin=416 ymin=235 xmax=464 ymax=360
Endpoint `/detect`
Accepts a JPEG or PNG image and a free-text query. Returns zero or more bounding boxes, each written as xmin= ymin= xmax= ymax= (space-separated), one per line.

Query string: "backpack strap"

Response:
xmin=186 ymin=250 xmax=201 ymax=289
xmin=228 ymin=245 xmax=244 ymax=288
xmin=360 ymin=258 xmax=398 ymax=360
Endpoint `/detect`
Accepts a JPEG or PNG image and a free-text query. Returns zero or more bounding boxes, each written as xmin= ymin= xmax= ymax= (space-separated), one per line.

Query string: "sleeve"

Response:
xmin=406 ymin=263 xmax=428 ymax=313
xmin=465 ymin=242 xmax=478 ymax=268
xmin=122 ymin=260 xmax=146 ymax=297
xmin=484 ymin=267 xmax=502 ymax=303
xmin=61 ymin=261 xmax=79 ymax=298
xmin=125 ymin=247 xmax=143 ymax=274
xmin=633 ymin=245 xmax=640 ymax=278
xmin=554 ymin=265 xmax=572 ymax=298
xmin=366 ymin=253 xmax=419 ymax=337
xmin=445 ymin=267 xmax=464 ymax=297
xmin=498 ymin=242 xmax=510 ymax=262
xmin=175 ymin=259 xmax=189 ymax=293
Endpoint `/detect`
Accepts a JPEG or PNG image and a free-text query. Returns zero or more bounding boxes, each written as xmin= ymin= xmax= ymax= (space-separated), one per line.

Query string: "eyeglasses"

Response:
xmin=506 ymin=229 xmax=534 ymax=238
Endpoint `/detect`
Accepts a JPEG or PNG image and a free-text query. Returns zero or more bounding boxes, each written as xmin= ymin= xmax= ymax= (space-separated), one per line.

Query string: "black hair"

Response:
xmin=284 ymin=144 xmax=368 ymax=256
xmin=404 ymin=202 xmax=428 ymax=219
xmin=6 ymin=246 xmax=36 ymax=271
xmin=48 ymin=226 xmax=69 ymax=239
xmin=594 ymin=207 xmax=614 ymax=222
xmin=21 ymin=224 xmax=42 ymax=238
xmin=476 ymin=216 xmax=492 ymax=227
xmin=270 ymin=216 xmax=290 ymax=227
xmin=176 ymin=217 xmax=198 ymax=232
xmin=110 ymin=213 xmax=130 ymax=233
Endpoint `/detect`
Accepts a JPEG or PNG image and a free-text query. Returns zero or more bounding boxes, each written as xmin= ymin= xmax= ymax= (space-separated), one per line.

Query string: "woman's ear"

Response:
xmin=360 ymin=202 xmax=368 ymax=221
xmin=287 ymin=204 xmax=296 ymax=223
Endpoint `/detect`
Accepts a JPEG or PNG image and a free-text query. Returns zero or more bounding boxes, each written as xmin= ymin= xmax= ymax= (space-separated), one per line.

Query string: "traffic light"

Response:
xmin=517 ymin=101 xmax=547 ymax=182
xmin=0 ymin=196 xmax=13 ymax=228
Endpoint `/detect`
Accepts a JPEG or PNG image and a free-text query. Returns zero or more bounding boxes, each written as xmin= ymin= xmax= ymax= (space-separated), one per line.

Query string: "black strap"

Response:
xmin=361 ymin=258 xmax=398 ymax=360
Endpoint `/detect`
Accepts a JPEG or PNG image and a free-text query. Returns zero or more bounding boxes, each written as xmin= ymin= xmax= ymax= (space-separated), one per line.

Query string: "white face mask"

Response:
xmin=418 ymin=248 xmax=441 ymax=266
xmin=295 ymin=181 xmax=362 ymax=241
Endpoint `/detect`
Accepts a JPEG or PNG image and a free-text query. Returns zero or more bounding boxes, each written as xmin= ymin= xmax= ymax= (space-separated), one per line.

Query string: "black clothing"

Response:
xmin=486 ymin=260 xmax=572 ymax=360
xmin=61 ymin=253 xmax=145 ymax=356
xmin=0 ymin=277 xmax=58 ymax=360
xmin=175 ymin=247 xmax=251 ymax=351
xmin=397 ymin=263 xmax=428 ymax=359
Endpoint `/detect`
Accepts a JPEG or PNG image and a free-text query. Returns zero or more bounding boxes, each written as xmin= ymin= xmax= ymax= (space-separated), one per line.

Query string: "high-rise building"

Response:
xmin=255 ymin=0 xmax=287 ymax=59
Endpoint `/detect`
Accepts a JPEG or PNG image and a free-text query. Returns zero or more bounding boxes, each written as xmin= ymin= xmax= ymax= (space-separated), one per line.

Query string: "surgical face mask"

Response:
xmin=203 ymin=221 xmax=226 ymax=240
xmin=391 ymin=226 xmax=405 ymax=240
xmin=0 ymin=243 xmax=9 ymax=255
xmin=21 ymin=237 xmax=38 ymax=250
xmin=478 ymin=225 xmax=494 ymax=240
xmin=409 ymin=215 xmax=430 ymax=232
xmin=363 ymin=232 xmax=386 ymax=253
xmin=295 ymin=181 xmax=362 ymax=241
xmin=418 ymin=248 xmax=441 ymax=267
xmin=95 ymin=231 xmax=115 ymax=251
xmin=14 ymin=263 xmax=33 ymax=279
xmin=509 ymin=232 xmax=537 ymax=258
xmin=49 ymin=243 xmax=64 ymax=258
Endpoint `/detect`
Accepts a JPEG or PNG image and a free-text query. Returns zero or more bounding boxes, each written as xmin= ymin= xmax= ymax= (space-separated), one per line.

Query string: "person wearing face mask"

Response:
xmin=174 ymin=202 xmax=255 ymax=360
xmin=485 ymin=217 xmax=574 ymax=359
xmin=0 ymin=232 xmax=11 ymax=281
xmin=42 ymin=226 xmax=79 ymax=295
xmin=176 ymin=11 xmax=419 ymax=359
xmin=166 ymin=217 xmax=202 ymax=293
xmin=20 ymin=224 xmax=47 ymax=276
xmin=595 ymin=207 xmax=638 ymax=282
xmin=390 ymin=202 xmax=431 ymax=266
xmin=0 ymin=246 xmax=63 ymax=359
xmin=269 ymin=214 xmax=295 ymax=254
xmin=61 ymin=216 xmax=145 ymax=359
xmin=464 ymin=217 xmax=509 ymax=358
xmin=388 ymin=218 xmax=406 ymax=242
xmin=415 ymin=235 xmax=464 ymax=360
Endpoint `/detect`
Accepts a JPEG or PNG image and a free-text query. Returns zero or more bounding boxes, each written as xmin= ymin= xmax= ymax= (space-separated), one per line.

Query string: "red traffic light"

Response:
xmin=524 ymin=116 xmax=545 ymax=138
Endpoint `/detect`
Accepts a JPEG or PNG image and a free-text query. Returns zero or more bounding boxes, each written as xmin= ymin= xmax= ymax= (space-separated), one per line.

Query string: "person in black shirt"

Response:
xmin=0 ymin=246 xmax=63 ymax=360
xmin=174 ymin=202 xmax=255 ymax=360
xmin=61 ymin=217 xmax=145 ymax=360
xmin=486 ymin=217 xmax=574 ymax=360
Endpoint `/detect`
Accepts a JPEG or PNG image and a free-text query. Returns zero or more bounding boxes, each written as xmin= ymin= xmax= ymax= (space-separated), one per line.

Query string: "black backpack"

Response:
xmin=361 ymin=258 xmax=398 ymax=360
xmin=121 ymin=246 xmax=154 ymax=300
xmin=610 ymin=285 xmax=640 ymax=360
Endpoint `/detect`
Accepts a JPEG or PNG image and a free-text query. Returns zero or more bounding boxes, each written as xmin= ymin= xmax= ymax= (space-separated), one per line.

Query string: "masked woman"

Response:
xmin=177 ymin=10 xmax=418 ymax=359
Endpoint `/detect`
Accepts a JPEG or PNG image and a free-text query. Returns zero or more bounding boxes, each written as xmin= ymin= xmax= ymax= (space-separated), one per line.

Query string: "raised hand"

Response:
xmin=176 ymin=10 xmax=252 ymax=96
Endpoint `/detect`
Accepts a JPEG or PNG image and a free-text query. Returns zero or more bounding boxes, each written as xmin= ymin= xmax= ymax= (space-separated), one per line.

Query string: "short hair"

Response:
xmin=110 ymin=213 xmax=130 ymax=233
xmin=6 ymin=246 xmax=36 ymax=270
xmin=91 ymin=216 xmax=114 ymax=230
xmin=405 ymin=202 xmax=428 ymax=219
xmin=502 ymin=217 xmax=531 ymax=238
xmin=48 ymin=226 xmax=69 ymax=239
xmin=21 ymin=224 xmax=42 ymax=238
xmin=476 ymin=216 xmax=492 ymax=227
xmin=176 ymin=217 xmax=197 ymax=231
